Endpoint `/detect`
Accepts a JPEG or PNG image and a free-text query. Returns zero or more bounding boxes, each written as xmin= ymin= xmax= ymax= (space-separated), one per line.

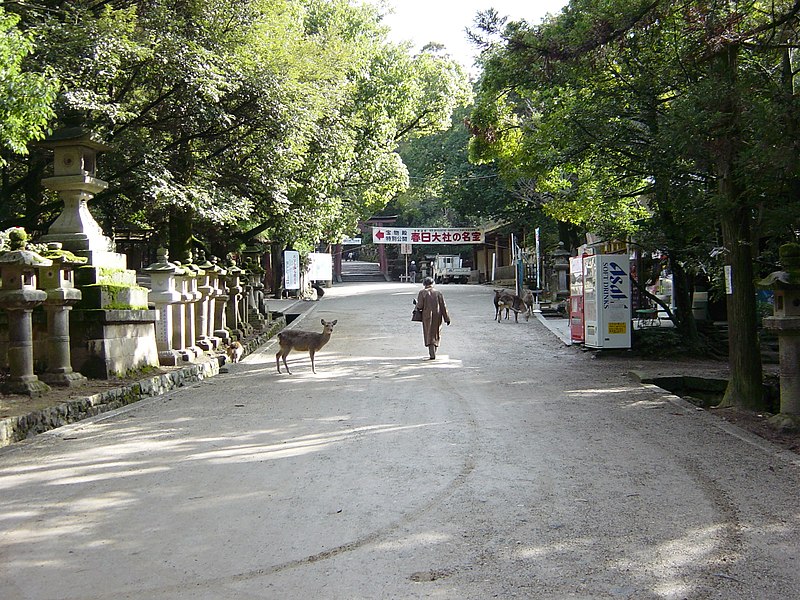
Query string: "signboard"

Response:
xmin=284 ymin=250 xmax=300 ymax=290
xmin=372 ymin=227 xmax=484 ymax=244
xmin=342 ymin=237 xmax=362 ymax=245
xmin=400 ymin=243 xmax=412 ymax=255
xmin=308 ymin=252 xmax=332 ymax=281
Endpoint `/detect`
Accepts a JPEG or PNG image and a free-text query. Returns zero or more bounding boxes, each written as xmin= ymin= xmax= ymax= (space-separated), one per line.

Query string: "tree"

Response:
xmin=469 ymin=0 xmax=800 ymax=410
xmin=2 ymin=0 xmax=471 ymax=273
xmin=0 ymin=6 xmax=57 ymax=164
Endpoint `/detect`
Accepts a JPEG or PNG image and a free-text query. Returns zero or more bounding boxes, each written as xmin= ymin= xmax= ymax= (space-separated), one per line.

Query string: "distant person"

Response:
xmin=409 ymin=260 xmax=417 ymax=283
xmin=415 ymin=276 xmax=450 ymax=360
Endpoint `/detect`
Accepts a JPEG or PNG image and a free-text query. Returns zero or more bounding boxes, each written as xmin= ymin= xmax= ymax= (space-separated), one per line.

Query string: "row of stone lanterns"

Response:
xmin=0 ymin=232 xmax=87 ymax=395
xmin=0 ymin=238 xmax=273 ymax=394
xmin=144 ymin=249 xmax=270 ymax=366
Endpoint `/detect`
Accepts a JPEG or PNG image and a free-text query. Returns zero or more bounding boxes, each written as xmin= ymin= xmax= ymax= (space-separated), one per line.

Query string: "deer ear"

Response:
xmin=321 ymin=319 xmax=325 ymax=325
xmin=331 ymin=320 xmax=338 ymax=325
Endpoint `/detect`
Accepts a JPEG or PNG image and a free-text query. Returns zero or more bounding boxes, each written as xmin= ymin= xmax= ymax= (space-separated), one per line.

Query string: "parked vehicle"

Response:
xmin=432 ymin=254 xmax=471 ymax=284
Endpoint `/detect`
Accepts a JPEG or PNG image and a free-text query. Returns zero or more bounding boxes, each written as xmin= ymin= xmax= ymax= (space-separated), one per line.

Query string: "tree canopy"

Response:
xmin=0 ymin=0 xmax=471 ymax=260
xmin=469 ymin=0 xmax=800 ymax=409
xmin=0 ymin=5 xmax=57 ymax=165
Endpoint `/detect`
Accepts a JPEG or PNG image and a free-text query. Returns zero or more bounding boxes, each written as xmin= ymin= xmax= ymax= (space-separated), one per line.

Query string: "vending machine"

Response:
xmin=583 ymin=254 xmax=631 ymax=349
xmin=569 ymin=256 xmax=585 ymax=343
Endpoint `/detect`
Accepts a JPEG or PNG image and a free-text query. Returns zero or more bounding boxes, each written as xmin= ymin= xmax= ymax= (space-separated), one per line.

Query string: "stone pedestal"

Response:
xmin=144 ymin=249 xmax=183 ymax=366
xmin=225 ymin=262 xmax=244 ymax=340
xmin=759 ymin=243 xmax=800 ymax=430
xmin=172 ymin=265 xmax=196 ymax=362
xmin=38 ymin=244 xmax=87 ymax=387
xmin=38 ymin=126 xmax=158 ymax=378
xmin=0 ymin=237 xmax=53 ymax=396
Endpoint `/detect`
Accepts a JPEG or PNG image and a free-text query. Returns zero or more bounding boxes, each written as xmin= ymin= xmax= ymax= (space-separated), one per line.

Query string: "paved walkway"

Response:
xmin=0 ymin=282 xmax=796 ymax=600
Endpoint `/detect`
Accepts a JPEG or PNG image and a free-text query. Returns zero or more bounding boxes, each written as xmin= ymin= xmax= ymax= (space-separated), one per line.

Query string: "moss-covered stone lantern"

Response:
xmin=0 ymin=229 xmax=53 ymax=396
xmin=759 ymin=242 xmax=800 ymax=430
xmin=38 ymin=242 xmax=88 ymax=387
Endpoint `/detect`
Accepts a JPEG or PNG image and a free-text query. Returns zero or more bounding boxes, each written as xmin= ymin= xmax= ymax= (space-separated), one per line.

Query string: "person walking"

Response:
xmin=416 ymin=276 xmax=450 ymax=360
xmin=409 ymin=261 xmax=417 ymax=283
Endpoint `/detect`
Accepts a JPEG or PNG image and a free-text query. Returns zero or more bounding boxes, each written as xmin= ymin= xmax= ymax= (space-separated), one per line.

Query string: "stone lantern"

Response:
xmin=225 ymin=260 xmax=245 ymax=339
xmin=211 ymin=256 xmax=231 ymax=345
xmin=35 ymin=124 xmax=158 ymax=379
xmin=0 ymin=230 xmax=52 ymax=396
xmin=144 ymin=248 xmax=183 ymax=366
xmin=37 ymin=126 xmax=116 ymax=260
xmin=759 ymin=242 xmax=800 ymax=430
xmin=38 ymin=242 xmax=88 ymax=387
xmin=549 ymin=242 xmax=571 ymax=302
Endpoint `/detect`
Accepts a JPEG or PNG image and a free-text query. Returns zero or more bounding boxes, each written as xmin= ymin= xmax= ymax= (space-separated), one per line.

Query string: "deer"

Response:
xmin=494 ymin=288 xmax=535 ymax=322
xmin=276 ymin=319 xmax=338 ymax=374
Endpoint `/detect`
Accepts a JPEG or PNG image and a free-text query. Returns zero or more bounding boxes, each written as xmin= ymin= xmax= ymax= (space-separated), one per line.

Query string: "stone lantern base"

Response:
xmin=768 ymin=413 xmax=800 ymax=433
xmin=68 ymin=309 xmax=159 ymax=379
xmin=2 ymin=375 xmax=51 ymax=397
xmin=40 ymin=371 xmax=87 ymax=388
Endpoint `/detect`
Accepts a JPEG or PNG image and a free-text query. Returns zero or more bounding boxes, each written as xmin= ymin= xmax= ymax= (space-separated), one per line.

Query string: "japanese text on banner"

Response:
xmin=372 ymin=227 xmax=484 ymax=244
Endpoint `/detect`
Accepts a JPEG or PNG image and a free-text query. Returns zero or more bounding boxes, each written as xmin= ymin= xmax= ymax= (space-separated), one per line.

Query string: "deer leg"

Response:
xmin=309 ymin=350 xmax=316 ymax=374
xmin=276 ymin=350 xmax=282 ymax=373
xmin=277 ymin=348 xmax=292 ymax=374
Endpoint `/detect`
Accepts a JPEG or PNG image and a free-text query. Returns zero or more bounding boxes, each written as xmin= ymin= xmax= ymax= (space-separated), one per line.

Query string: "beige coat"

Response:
xmin=416 ymin=285 xmax=450 ymax=347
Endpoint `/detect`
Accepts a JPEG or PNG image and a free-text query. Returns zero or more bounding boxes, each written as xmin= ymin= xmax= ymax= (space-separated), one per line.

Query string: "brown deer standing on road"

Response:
xmin=276 ymin=319 xmax=338 ymax=374
xmin=494 ymin=289 xmax=533 ymax=323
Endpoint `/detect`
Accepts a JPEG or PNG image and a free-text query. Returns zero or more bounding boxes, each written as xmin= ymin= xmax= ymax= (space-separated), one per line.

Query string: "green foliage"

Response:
xmin=1 ymin=0 xmax=471 ymax=257
xmin=0 ymin=6 xmax=57 ymax=163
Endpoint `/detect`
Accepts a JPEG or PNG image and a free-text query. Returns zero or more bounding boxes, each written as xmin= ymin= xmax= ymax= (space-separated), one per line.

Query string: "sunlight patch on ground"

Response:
xmin=185 ymin=422 xmax=444 ymax=464
xmin=614 ymin=524 xmax=726 ymax=600
xmin=565 ymin=386 xmax=641 ymax=398
xmin=374 ymin=530 xmax=454 ymax=550
xmin=514 ymin=537 xmax=594 ymax=559
xmin=48 ymin=465 xmax=170 ymax=486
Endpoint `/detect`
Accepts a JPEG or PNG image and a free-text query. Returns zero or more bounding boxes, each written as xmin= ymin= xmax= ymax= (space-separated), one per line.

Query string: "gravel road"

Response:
xmin=0 ymin=282 xmax=797 ymax=599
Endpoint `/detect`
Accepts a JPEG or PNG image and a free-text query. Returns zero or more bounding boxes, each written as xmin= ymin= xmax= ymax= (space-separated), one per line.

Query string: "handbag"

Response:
xmin=412 ymin=299 xmax=423 ymax=322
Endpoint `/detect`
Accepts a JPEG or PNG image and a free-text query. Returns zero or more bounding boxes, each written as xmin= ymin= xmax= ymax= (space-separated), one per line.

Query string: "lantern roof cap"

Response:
xmin=37 ymin=126 xmax=112 ymax=152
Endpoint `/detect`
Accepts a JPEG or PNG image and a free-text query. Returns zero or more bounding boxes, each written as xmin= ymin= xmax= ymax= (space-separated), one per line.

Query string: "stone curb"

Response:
xmin=0 ymin=314 xmax=290 ymax=449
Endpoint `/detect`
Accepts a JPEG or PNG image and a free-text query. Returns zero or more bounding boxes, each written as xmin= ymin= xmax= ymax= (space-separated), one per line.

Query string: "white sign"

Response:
xmin=284 ymin=250 xmax=300 ymax=290
xmin=372 ymin=227 xmax=484 ymax=244
xmin=342 ymin=237 xmax=362 ymax=245
xmin=308 ymin=252 xmax=332 ymax=281
xmin=400 ymin=243 xmax=412 ymax=255
xmin=724 ymin=265 xmax=733 ymax=295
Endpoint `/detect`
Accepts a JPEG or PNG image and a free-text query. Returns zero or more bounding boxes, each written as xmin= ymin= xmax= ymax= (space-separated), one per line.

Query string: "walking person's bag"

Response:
xmin=412 ymin=299 xmax=423 ymax=322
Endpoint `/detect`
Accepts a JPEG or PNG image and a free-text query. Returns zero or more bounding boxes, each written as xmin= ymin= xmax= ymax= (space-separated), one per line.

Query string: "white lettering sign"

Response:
xmin=284 ymin=250 xmax=300 ymax=290
xmin=372 ymin=227 xmax=484 ymax=244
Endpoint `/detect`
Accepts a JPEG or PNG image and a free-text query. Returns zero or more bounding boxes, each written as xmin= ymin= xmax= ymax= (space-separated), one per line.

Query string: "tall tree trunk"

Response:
xmin=719 ymin=208 xmax=764 ymax=408
xmin=168 ymin=207 xmax=193 ymax=263
xmin=270 ymin=240 xmax=283 ymax=299
xmin=709 ymin=45 xmax=764 ymax=409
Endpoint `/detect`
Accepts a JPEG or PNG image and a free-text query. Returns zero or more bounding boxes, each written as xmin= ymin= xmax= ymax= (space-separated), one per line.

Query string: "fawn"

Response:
xmin=227 ymin=340 xmax=244 ymax=363
xmin=276 ymin=319 xmax=338 ymax=374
